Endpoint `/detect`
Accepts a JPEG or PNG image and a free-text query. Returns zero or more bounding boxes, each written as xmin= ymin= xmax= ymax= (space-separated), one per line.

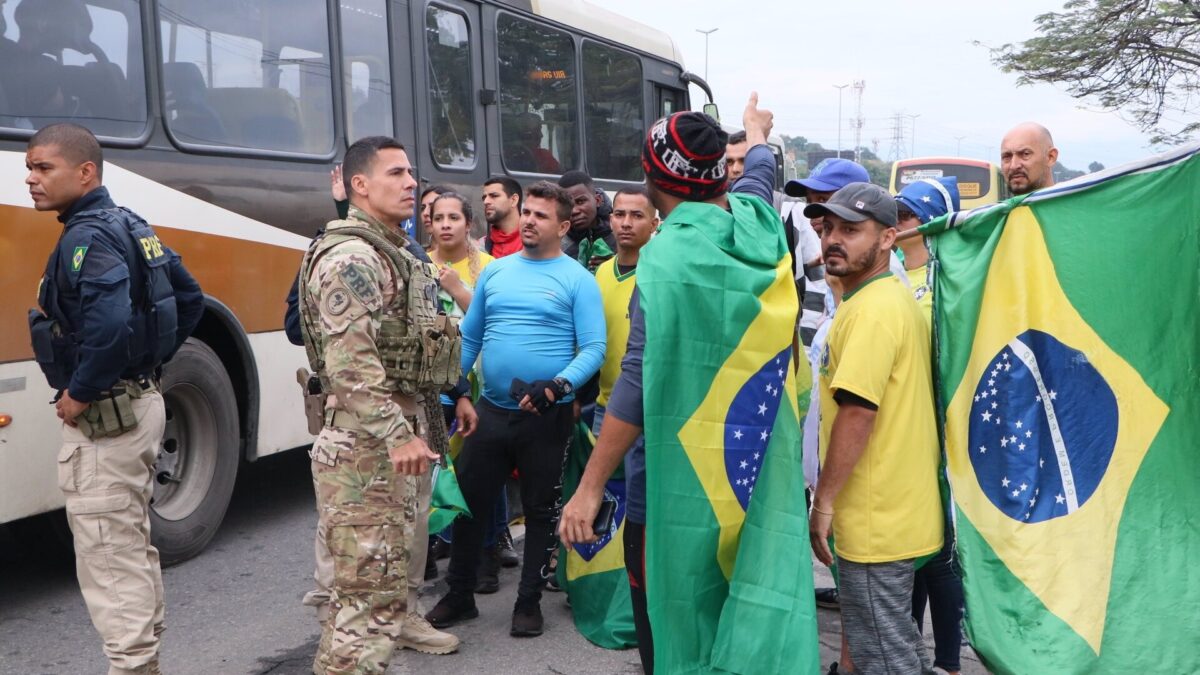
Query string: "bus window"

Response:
xmin=341 ymin=0 xmax=392 ymax=140
xmin=0 ymin=0 xmax=146 ymax=138
xmin=497 ymin=13 xmax=576 ymax=174
xmin=426 ymin=6 xmax=475 ymax=169
xmin=657 ymin=87 xmax=685 ymax=118
xmin=889 ymin=158 xmax=1002 ymax=209
xmin=582 ymin=41 xmax=642 ymax=181
xmin=159 ymin=0 xmax=334 ymax=155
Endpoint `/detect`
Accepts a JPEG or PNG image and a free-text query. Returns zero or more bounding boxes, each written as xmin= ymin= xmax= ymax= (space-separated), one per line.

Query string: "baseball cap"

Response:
xmin=896 ymin=177 xmax=961 ymax=224
xmin=802 ymin=182 xmax=898 ymax=228
xmin=784 ymin=158 xmax=871 ymax=197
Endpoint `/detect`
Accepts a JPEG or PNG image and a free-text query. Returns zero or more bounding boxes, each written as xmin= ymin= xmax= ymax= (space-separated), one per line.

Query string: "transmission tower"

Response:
xmin=888 ymin=112 xmax=907 ymax=162
xmin=852 ymin=80 xmax=865 ymax=163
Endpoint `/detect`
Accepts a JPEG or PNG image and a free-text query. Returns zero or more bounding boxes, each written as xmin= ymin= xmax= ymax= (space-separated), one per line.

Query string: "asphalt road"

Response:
xmin=0 ymin=448 xmax=986 ymax=674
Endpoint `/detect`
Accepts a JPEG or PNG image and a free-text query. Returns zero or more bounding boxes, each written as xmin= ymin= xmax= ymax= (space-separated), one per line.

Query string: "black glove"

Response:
xmin=527 ymin=378 xmax=571 ymax=413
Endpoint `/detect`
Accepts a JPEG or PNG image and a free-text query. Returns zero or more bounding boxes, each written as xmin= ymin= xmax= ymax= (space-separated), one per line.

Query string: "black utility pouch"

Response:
xmin=29 ymin=310 xmax=73 ymax=390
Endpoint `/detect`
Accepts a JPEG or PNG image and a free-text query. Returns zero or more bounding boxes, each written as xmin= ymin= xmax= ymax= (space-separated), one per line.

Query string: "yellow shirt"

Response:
xmin=906 ymin=264 xmax=933 ymax=329
xmin=594 ymin=258 xmax=637 ymax=407
xmin=818 ymin=273 xmax=942 ymax=563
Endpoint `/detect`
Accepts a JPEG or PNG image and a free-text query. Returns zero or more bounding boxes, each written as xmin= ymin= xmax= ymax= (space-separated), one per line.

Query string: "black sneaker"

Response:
xmin=815 ymin=586 xmax=840 ymax=609
xmin=496 ymin=528 xmax=520 ymax=568
xmin=425 ymin=592 xmax=478 ymax=629
xmin=475 ymin=549 xmax=500 ymax=594
xmin=510 ymin=599 xmax=544 ymax=637
xmin=424 ymin=552 xmax=438 ymax=581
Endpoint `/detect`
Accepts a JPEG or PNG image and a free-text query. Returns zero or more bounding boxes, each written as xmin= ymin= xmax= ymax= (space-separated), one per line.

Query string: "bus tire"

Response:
xmin=150 ymin=338 xmax=240 ymax=565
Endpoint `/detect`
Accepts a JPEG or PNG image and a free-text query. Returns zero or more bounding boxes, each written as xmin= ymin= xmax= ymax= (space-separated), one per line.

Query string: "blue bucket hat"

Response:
xmin=784 ymin=158 xmax=871 ymax=197
xmin=895 ymin=177 xmax=961 ymax=224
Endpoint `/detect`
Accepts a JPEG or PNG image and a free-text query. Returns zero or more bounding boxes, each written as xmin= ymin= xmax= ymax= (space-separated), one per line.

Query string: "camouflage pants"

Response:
xmin=311 ymin=430 xmax=417 ymax=675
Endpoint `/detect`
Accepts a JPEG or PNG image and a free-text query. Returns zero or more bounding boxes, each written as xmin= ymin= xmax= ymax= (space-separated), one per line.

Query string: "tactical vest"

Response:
xmin=298 ymin=222 xmax=461 ymax=397
xmin=30 ymin=207 xmax=178 ymax=390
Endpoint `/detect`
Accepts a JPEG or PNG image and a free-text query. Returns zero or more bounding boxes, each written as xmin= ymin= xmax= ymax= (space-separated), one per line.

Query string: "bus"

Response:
xmin=0 ymin=0 xmax=710 ymax=563
xmin=889 ymin=156 xmax=1010 ymax=210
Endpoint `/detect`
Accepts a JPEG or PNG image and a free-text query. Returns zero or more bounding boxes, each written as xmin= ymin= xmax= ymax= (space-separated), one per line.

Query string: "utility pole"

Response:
xmin=695 ymin=28 xmax=718 ymax=81
xmin=852 ymin=80 xmax=865 ymax=163
xmin=833 ymin=83 xmax=849 ymax=159
xmin=904 ymin=113 xmax=920 ymax=157
xmin=955 ymin=136 xmax=967 ymax=156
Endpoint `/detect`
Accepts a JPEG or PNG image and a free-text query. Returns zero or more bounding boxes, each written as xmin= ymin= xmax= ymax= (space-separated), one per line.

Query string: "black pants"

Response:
xmin=447 ymin=399 xmax=574 ymax=604
xmin=624 ymin=521 xmax=654 ymax=674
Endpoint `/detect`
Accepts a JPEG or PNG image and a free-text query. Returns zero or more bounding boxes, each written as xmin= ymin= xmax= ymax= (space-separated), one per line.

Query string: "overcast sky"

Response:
xmin=603 ymin=0 xmax=1160 ymax=170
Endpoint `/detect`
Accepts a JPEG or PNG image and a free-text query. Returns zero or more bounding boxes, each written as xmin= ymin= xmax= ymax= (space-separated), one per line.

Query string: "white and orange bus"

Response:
xmin=0 ymin=0 xmax=712 ymax=562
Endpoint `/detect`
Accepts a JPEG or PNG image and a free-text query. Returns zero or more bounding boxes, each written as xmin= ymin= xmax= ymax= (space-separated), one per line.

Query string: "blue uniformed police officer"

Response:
xmin=26 ymin=123 xmax=203 ymax=675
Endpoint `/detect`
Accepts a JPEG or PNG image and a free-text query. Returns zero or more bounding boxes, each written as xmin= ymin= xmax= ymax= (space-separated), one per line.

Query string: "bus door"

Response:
xmin=414 ymin=1 xmax=489 ymax=200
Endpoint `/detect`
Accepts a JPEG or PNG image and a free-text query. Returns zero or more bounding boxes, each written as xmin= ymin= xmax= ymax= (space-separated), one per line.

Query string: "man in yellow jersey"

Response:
xmin=590 ymin=184 xmax=658 ymax=665
xmin=805 ymin=182 xmax=942 ymax=673
xmin=895 ymin=177 xmax=960 ymax=326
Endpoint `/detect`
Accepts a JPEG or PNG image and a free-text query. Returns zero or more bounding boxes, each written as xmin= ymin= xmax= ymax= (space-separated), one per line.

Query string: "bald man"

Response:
xmin=1000 ymin=122 xmax=1058 ymax=195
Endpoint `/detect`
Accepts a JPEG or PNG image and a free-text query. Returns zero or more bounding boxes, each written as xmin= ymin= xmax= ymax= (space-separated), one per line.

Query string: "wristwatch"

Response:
xmin=552 ymin=377 xmax=574 ymax=397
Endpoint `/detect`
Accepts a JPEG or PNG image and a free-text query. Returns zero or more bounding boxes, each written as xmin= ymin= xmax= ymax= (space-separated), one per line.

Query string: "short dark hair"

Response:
xmin=613 ymin=185 xmax=653 ymax=207
xmin=483 ymin=175 xmax=522 ymax=199
xmin=557 ymin=170 xmax=593 ymax=190
xmin=420 ymin=184 xmax=451 ymax=203
xmin=29 ymin=123 xmax=103 ymax=179
xmin=343 ymin=136 xmax=406 ymax=197
xmin=525 ymin=180 xmax=572 ymax=222
xmin=727 ymin=130 xmax=747 ymax=145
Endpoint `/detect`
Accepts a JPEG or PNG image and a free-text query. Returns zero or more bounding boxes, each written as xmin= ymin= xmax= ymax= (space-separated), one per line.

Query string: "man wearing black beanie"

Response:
xmin=560 ymin=94 xmax=815 ymax=673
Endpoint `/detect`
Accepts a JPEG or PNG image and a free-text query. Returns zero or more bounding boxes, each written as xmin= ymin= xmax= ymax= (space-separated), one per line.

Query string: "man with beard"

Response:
xmin=804 ymin=182 xmax=942 ymax=673
xmin=482 ymin=176 xmax=524 ymax=258
xmin=1000 ymin=123 xmax=1058 ymax=195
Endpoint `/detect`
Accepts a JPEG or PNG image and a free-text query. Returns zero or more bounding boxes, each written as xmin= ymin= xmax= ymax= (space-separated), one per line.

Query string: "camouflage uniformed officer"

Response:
xmin=26 ymin=123 xmax=204 ymax=675
xmin=298 ymin=136 xmax=469 ymax=674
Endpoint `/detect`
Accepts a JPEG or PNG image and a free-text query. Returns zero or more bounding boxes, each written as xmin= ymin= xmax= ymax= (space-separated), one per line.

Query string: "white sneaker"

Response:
xmin=397 ymin=612 xmax=460 ymax=654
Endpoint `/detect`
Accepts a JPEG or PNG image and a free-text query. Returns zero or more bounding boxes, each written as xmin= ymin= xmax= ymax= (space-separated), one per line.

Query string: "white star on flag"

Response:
xmin=757 ymin=403 xmax=767 ymax=415
xmin=1002 ymin=477 xmax=1011 ymax=487
xmin=733 ymin=429 xmax=743 ymax=440
xmin=759 ymin=430 xmax=769 ymax=441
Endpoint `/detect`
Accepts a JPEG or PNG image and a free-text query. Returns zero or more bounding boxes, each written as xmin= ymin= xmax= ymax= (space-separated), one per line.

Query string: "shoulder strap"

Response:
xmin=333 ymin=226 xmax=413 ymax=283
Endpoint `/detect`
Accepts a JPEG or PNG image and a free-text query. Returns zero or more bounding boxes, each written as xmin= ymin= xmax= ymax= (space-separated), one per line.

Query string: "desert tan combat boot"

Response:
xmin=397 ymin=612 xmax=460 ymax=654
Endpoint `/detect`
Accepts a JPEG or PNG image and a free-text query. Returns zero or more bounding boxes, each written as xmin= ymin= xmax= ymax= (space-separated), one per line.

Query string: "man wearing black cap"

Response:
xmin=805 ymin=183 xmax=942 ymax=673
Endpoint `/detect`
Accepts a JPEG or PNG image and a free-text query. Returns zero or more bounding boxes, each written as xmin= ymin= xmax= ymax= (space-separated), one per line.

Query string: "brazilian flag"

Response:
xmin=557 ymin=422 xmax=637 ymax=649
xmin=923 ymin=144 xmax=1200 ymax=673
xmin=639 ymin=192 xmax=819 ymax=673
xmin=429 ymin=435 xmax=470 ymax=534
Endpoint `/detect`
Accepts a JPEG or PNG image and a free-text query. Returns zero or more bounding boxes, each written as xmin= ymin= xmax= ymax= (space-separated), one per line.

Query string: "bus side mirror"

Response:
xmin=702 ymin=102 xmax=720 ymax=121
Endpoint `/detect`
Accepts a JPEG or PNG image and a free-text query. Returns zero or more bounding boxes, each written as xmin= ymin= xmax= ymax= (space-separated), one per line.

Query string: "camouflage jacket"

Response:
xmin=301 ymin=206 xmax=418 ymax=449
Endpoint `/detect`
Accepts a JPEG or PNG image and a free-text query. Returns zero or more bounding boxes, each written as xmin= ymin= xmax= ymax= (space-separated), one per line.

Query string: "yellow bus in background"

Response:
xmin=889 ymin=157 xmax=1010 ymax=209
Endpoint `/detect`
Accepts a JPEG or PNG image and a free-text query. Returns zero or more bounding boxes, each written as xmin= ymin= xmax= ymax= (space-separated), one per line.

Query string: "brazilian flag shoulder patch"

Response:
xmin=71 ymin=246 xmax=88 ymax=272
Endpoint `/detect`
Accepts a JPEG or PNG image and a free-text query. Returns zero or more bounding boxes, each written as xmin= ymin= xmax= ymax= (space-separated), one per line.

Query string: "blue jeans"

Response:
xmin=438 ymin=402 xmax=509 ymax=547
xmin=912 ymin=525 xmax=964 ymax=672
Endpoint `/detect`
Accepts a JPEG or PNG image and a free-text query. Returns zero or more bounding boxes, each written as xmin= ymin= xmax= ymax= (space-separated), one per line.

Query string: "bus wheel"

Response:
xmin=150 ymin=338 xmax=240 ymax=565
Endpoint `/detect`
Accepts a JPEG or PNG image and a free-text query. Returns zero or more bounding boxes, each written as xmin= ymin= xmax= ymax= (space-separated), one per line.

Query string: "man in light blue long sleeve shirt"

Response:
xmin=428 ymin=180 xmax=606 ymax=639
